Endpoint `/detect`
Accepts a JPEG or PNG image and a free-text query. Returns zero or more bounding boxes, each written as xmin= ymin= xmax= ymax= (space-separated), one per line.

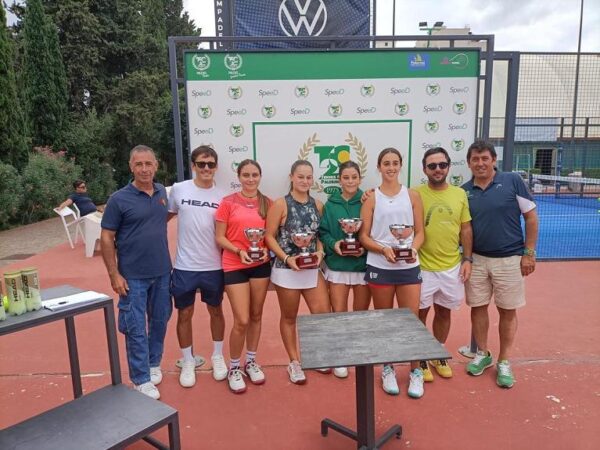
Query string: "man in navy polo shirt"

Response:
xmin=462 ymin=140 xmax=538 ymax=389
xmin=100 ymin=145 xmax=172 ymax=400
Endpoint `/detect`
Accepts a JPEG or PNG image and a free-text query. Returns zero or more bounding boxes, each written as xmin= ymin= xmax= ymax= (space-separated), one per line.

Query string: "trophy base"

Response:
xmin=297 ymin=254 xmax=319 ymax=269
xmin=340 ymin=241 xmax=362 ymax=256
xmin=393 ymin=247 xmax=413 ymax=261
xmin=247 ymin=250 xmax=263 ymax=261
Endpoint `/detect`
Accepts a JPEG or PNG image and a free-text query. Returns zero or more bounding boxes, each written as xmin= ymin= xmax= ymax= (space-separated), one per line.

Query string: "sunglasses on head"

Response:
xmin=426 ymin=162 xmax=450 ymax=170
xmin=194 ymin=161 xmax=217 ymax=169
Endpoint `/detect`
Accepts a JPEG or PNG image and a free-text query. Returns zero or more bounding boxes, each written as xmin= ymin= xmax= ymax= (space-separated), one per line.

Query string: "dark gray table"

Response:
xmin=0 ymin=285 xmax=180 ymax=450
xmin=298 ymin=308 xmax=451 ymax=450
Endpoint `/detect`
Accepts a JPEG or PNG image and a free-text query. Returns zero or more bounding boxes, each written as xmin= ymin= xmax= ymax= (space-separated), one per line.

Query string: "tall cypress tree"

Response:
xmin=22 ymin=0 xmax=68 ymax=146
xmin=41 ymin=0 xmax=100 ymax=114
xmin=0 ymin=4 xmax=28 ymax=168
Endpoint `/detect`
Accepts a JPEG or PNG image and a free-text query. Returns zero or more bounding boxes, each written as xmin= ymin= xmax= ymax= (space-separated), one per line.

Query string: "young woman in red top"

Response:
xmin=215 ymin=160 xmax=271 ymax=394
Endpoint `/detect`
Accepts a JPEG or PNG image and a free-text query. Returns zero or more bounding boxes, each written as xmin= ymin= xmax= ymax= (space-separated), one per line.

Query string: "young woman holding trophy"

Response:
xmin=265 ymin=160 xmax=331 ymax=385
xmin=319 ymin=160 xmax=371 ymax=378
xmin=215 ymin=159 xmax=272 ymax=394
xmin=359 ymin=148 xmax=426 ymax=398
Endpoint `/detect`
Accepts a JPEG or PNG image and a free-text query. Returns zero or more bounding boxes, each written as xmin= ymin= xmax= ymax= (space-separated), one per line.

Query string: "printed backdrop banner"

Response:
xmin=184 ymin=49 xmax=480 ymax=203
xmin=233 ymin=0 xmax=370 ymax=48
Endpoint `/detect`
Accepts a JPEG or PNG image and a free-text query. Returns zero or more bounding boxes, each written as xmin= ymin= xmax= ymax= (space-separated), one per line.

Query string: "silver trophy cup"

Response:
xmin=291 ymin=231 xmax=318 ymax=269
xmin=243 ymin=228 xmax=266 ymax=261
xmin=338 ymin=218 xmax=363 ymax=255
xmin=389 ymin=224 xmax=414 ymax=261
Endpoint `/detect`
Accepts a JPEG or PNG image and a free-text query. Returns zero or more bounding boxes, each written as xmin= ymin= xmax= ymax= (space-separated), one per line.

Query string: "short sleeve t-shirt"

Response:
xmin=416 ymin=184 xmax=471 ymax=271
xmin=462 ymin=171 xmax=536 ymax=257
xmin=168 ymin=180 xmax=224 ymax=271
xmin=69 ymin=192 xmax=97 ymax=216
xmin=215 ymin=193 xmax=271 ymax=272
xmin=101 ymin=183 xmax=171 ymax=279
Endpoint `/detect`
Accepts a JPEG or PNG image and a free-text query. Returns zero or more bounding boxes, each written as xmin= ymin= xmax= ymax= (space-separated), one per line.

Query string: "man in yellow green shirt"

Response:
xmin=415 ymin=147 xmax=473 ymax=382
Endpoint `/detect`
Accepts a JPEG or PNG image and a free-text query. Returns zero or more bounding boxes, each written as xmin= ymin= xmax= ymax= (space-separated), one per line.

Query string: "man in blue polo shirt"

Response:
xmin=100 ymin=145 xmax=172 ymax=400
xmin=462 ymin=140 xmax=538 ymax=389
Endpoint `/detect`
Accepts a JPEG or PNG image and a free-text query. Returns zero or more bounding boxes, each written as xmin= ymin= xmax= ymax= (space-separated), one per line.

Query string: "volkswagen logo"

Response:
xmin=279 ymin=0 xmax=327 ymax=37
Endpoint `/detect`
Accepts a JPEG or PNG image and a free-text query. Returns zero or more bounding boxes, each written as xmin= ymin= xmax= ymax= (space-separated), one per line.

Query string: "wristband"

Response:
xmin=283 ymin=255 xmax=290 ymax=265
xmin=462 ymin=255 xmax=473 ymax=263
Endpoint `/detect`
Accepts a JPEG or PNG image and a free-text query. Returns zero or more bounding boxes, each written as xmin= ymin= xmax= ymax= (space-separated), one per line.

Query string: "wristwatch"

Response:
xmin=461 ymin=256 xmax=473 ymax=263
xmin=523 ymin=248 xmax=537 ymax=257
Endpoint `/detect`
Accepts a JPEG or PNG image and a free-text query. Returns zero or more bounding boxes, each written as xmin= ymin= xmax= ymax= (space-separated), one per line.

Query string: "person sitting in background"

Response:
xmin=57 ymin=180 xmax=103 ymax=216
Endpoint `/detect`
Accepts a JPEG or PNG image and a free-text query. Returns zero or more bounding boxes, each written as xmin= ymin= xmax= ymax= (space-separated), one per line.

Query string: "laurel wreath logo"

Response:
xmin=345 ymin=133 xmax=368 ymax=176
xmin=297 ymin=133 xmax=324 ymax=192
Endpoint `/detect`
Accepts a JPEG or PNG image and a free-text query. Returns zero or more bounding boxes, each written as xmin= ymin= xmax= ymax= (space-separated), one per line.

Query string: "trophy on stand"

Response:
xmin=338 ymin=218 xmax=363 ymax=255
xmin=291 ymin=231 xmax=319 ymax=269
xmin=389 ymin=224 xmax=414 ymax=261
xmin=243 ymin=228 xmax=266 ymax=262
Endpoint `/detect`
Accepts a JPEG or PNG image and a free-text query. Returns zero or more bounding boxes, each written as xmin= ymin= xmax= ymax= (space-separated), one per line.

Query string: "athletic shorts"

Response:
xmin=420 ymin=263 xmax=465 ymax=310
xmin=364 ymin=264 xmax=422 ymax=286
xmin=224 ymin=262 xmax=271 ymax=285
xmin=171 ymin=268 xmax=224 ymax=309
xmin=465 ymin=254 xmax=525 ymax=310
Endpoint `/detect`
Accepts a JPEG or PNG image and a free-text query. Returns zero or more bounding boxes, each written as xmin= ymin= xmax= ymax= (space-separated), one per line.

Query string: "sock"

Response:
xmin=246 ymin=351 xmax=256 ymax=364
xmin=213 ymin=340 xmax=224 ymax=357
xmin=230 ymin=358 xmax=241 ymax=370
xmin=181 ymin=346 xmax=194 ymax=362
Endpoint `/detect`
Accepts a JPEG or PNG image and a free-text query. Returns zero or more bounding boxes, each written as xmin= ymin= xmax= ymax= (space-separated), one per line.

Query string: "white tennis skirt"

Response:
xmin=323 ymin=266 xmax=367 ymax=286
xmin=271 ymin=267 xmax=319 ymax=290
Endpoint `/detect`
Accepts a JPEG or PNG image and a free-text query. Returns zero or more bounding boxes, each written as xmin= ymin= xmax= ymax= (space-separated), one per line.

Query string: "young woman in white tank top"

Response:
xmin=359 ymin=148 xmax=426 ymax=399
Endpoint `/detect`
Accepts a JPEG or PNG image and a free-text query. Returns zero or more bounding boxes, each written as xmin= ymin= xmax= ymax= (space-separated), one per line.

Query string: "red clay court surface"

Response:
xmin=1 ymin=221 xmax=599 ymax=450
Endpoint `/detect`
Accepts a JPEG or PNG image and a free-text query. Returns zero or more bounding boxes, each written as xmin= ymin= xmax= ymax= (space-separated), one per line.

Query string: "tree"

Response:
xmin=42 ymin=0 xmax=101 ymax=114
xmin=22 ymin=0 xmax=68 ymax=146
xmin=0 ymin=3 xmax=28 ymax=168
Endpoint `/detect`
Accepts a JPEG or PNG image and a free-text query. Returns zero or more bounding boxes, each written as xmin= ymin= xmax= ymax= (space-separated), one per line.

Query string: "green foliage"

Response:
xmin=0 ymin=162 xmax=24 ymax=229
xmin=53 ymin=0 xmax=101 ymax=114
xmin=22 ymin=0 xmax=68 ymax=146
xmin=60 ymin=110 xmax=117 ymax=200
xmin=0 ymin=4 xmax=28 ymax=169
xmin=21 ymin=148 xmax=82 ymax=223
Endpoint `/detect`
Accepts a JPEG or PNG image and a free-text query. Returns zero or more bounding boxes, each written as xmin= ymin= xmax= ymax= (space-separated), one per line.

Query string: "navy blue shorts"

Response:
xmin=364 ymin=265 xmax=423 ymax=286
xmin=171 ymin=269 xmax=224 ymax=309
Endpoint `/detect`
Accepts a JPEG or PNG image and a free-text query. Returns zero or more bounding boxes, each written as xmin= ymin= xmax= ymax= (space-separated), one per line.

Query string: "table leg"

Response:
xmin=355 ymin=365 xmax=375 ymax=448
xmin=103 ymin=303 xmax=122 ymax=385
xmin=64 ymin=316 xmax=83 ymax=398
xmin=169 ymin=413 xmax=181 ymax=450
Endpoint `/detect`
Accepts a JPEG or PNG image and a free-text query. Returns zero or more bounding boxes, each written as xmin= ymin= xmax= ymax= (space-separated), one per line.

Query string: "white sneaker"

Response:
xmin=211 ymin=355 xmax=228 ymax=381
xmin=228 ymin=368 xmax=247 ymax=394
xmin=135 ymin=381 xmax=160 ymax=400
xmin=287 ymin=360 xmax=306 ymax=385
xmin=245 ymin=361 xmax=266 ymax=385
xmin=408 ymin=368 xmax=424 ymax=399
xmin=179 ymin=359 xmax=196 ymax=388
xmin=382 ymin=365 xmax=399 ymax=395
xmin=150 ymin=366 xmax=162 ymax=385
xmin=333 ymin=367 xmax=349 ymax=378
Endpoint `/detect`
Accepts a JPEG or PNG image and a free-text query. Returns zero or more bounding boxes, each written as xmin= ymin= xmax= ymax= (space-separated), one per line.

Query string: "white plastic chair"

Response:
xmin=83 ymin=213 xmax=102 ymax=257
xmin=53 ymin=206 xmax=84 ymax=249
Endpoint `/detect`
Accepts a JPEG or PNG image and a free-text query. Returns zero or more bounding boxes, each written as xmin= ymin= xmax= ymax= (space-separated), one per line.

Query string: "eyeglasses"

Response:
xmin=426 ymin=162 xmax=450 ymax=170
xmin=194 ymin=161 xmax=217 ymax=169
